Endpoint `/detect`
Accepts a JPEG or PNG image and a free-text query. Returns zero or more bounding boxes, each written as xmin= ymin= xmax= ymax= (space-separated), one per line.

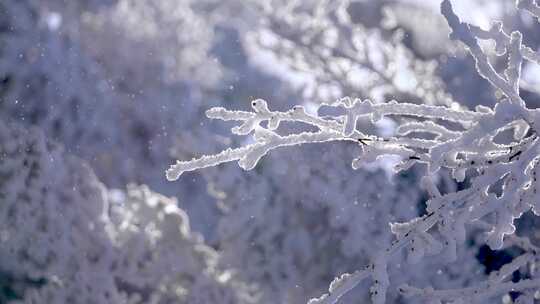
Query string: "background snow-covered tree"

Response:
xmin=0 ymin=121 xmax=255 ymax=303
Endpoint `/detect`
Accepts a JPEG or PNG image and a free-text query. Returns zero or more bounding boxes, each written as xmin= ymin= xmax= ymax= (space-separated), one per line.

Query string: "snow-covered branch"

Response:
xmin=166 ymin=0 xmax=540 ymax=303
xmin=517 ymin=0 xmax=540 ymax=21
xmin=399 ymin=251 xmax=539 ymax=303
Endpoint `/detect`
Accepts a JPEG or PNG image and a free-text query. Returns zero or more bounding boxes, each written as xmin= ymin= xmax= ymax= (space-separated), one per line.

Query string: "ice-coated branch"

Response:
xmin=307 ymin=269 xmax=372 ymax=304
xmin=167 ymin=94 xmax=498 ymax=182
xmin=399 ymin=252 xmax=539 ymax=303
xmin=166 ymin=129 xmax=346 ymax=181
xmin=517 ymin=0 xmax=540 ymax=21
xmin=466 ymin=21 xmax=540 ymax=66
xmin=441 ymin=0 xmax=524 ymax=103
xmin=442 ymin=0 xmax=540 ymax=106
xmin=167 ymin=95 xmax=540 ymax=303
xmin=400 ymin=278 xmax=540 ymax=303
xmin=400 ymin=219 xmax=540 ymax=302
xmin=166 ymin=99 xmax=362 ymax=181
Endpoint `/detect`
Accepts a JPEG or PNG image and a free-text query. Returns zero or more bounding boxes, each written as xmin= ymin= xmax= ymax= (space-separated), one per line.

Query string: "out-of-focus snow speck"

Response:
xmin=502 ymin=294 xmax=512 ymax=304
xmin=394 ymin=69 xmax=417 ymax=92
xmin=46 ymin=12 xmax=62 ymax=31
xmin=108 ymin=189 xmax=126 ymax=205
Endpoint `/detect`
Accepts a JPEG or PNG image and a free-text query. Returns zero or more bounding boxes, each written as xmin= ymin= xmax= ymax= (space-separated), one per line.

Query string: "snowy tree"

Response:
xmin=243 ymin=0 xmax=454 ymax=106
xmin=0 ymin=121 xmax=255 ymax=303
xmin=167 ymin=0 xmax=540 ymax=303
xmin=0 ymin=0 xmax=234 ymax=236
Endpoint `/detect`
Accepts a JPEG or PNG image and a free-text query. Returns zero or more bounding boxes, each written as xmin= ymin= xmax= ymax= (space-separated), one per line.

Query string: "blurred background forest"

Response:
xmin=1 ymin=0 xmax=540 ymax=303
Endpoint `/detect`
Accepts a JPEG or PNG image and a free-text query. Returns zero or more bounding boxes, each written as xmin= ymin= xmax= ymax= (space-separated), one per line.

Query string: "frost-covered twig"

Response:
xmin=399 ymin=250 xmax=539 ymax=303
xmin=307 ymin=269 xmax=372 ymax=304
xmin=400 ymin=278 xmax=540 ymax=303
xmin=517 ymin=0 xmax=540 ymax=21
xmin=166 ymin=96 xmax=484 ymax=181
